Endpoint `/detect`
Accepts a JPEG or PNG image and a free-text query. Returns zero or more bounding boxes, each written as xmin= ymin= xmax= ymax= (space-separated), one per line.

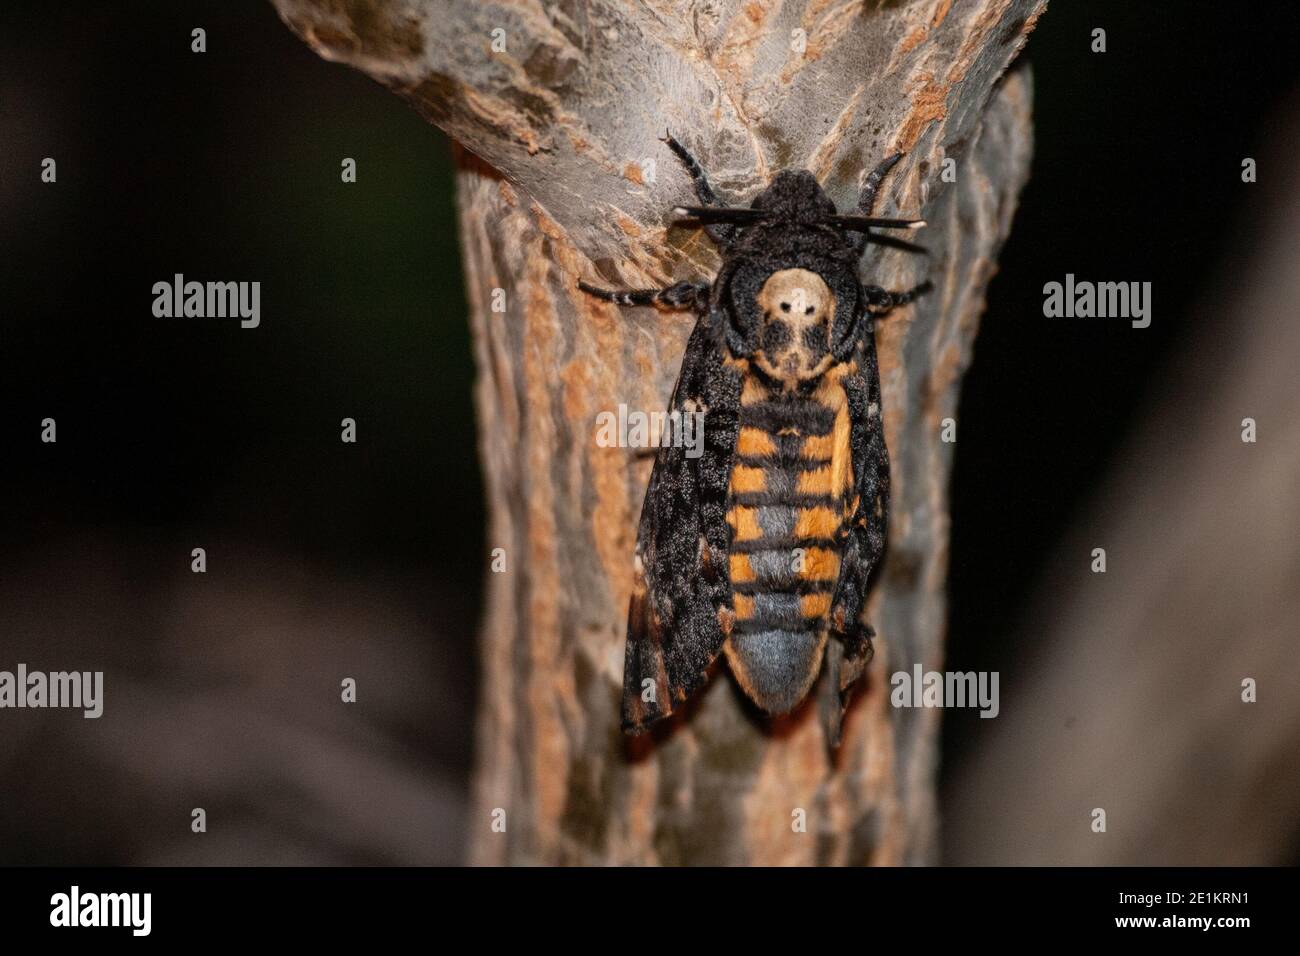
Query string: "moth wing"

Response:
xmin=622 ymin=317 xmax=741 ymax=734
xmin=824 ymin=334 xmax=890 ymax=733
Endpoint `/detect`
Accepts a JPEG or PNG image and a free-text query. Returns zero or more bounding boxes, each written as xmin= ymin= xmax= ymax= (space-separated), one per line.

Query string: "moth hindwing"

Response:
xmin=580 ymin=136 xmax=930 ymax=747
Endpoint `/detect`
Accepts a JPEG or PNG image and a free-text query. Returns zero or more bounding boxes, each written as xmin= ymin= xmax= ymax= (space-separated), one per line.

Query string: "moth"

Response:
xmin=580 ymin=136 xmax=929 ymax=746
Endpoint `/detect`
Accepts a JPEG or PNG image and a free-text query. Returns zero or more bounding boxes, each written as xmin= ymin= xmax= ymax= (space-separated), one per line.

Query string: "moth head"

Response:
xmin=750 ymin=170 xmax=837 ymax=224
xmin=752 ymin=268 xmax=836 ymax=383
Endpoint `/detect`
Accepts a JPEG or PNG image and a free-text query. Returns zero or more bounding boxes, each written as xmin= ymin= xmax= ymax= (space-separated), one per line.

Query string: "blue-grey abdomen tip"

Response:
xmin=725 ymin=629 xmax=826 ymax=714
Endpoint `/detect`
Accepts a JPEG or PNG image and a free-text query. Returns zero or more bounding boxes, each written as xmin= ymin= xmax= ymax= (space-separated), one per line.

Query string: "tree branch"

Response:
xmin=272 ymin=0 xmax=1044 ymax=865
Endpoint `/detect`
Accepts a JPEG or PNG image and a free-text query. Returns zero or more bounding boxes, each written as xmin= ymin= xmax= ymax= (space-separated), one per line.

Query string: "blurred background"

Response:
xmin=1 ymin=1 xmax=1296 ymax=864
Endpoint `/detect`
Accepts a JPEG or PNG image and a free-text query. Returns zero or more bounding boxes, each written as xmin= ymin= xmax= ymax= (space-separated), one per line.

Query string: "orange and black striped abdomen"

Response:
xmin=723 ymin=368 xmax=855 ymax=714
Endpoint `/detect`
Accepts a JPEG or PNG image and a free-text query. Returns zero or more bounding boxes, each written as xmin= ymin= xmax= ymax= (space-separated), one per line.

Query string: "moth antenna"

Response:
xmin=672 ymin=206 xmax=771 ymax=224
xmin=827 ymin=215 xmax=927 ymax=230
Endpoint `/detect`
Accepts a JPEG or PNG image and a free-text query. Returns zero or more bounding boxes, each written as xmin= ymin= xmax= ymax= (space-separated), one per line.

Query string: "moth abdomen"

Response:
xmin=726 ymin=628 xmax=828 ymax=715
xmin=722 ymin=376 xmax=852 ymax=715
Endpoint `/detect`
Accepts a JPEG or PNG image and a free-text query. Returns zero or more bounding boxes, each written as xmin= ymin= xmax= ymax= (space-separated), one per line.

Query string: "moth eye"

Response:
xmin=780 ymin=301 xmax=791 ymax=313
xmin=804 ymin=305 xmax=815 ymax=315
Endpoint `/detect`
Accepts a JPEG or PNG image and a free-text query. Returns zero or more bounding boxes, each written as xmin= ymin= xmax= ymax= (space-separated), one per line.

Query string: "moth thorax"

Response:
xmin=753 ymin=268 xmax=836 ymax=385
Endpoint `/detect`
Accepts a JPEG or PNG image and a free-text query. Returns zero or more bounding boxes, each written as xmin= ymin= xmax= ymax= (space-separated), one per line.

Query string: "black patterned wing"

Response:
xmin=622 ymin=317 xmax=742 ymax=733
xmin=821 ymin=331 xmax=890 ymax=744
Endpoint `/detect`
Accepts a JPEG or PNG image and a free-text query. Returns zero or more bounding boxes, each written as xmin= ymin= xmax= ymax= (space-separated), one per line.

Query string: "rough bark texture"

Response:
xmin=271 ymin=0 xmax=1043 ymax=865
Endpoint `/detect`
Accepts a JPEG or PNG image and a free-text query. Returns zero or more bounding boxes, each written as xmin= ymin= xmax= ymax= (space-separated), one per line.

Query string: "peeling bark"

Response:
xmin=271 ymin=0 xmax=1043 ymax=865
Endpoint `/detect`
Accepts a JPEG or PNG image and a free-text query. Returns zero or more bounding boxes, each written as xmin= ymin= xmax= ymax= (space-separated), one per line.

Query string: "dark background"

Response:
xmin=1 ymin=1 xmax=1296 ymax=863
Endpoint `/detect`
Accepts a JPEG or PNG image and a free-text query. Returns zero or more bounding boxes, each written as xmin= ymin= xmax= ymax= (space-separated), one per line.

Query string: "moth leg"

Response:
xmin=819 ymin=623 xmax=873 ymax=749
xmin=819 ymin=635 xmax=845 ymax=748
xmin=661 ymin=134 xmax=722 ymax=207
xmin=578 ymin=279 xmax=709 ymax=311
xmin=849 ymin=153 xmax=905 ymax=257
xmin=864 ymin=280 xmax=933 ymax=318
xmin=661 ymin=133 xmax=734 ymax=246
xmin=854 ymin=153 xmax=903 ymax=217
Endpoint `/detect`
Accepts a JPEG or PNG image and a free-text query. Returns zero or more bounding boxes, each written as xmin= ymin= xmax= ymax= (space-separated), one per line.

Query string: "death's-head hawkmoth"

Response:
xmin=580 ymin=136 xmax=929 ymax=747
